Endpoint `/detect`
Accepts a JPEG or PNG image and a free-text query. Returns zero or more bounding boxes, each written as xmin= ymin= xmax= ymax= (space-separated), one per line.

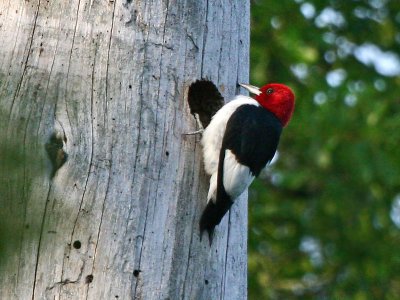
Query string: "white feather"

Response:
xmin=206 ymin=150 xmax=255 ymax=203
xmin=207 ymin=172 xmax=217 ymax=203
xmin=202 ymin=95 xmax=259 ymax=202
xmin=201 ymin=95 xmax=259 ymax=175
xmin=223 ymin=150 xmax=255 ymax=200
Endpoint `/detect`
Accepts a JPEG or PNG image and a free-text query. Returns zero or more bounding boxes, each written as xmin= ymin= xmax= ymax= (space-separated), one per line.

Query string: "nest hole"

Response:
xmin=187 ymin=80 xmax=224 ymax=128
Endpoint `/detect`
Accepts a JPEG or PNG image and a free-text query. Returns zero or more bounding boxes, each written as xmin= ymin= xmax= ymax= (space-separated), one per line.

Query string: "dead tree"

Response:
xmin=0 ymin=1 xmax=249 ymax=299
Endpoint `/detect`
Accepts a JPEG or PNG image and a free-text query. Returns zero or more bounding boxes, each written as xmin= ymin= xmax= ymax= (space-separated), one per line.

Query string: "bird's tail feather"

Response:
xmin=199 ymin=194 xmax=233 ymax=245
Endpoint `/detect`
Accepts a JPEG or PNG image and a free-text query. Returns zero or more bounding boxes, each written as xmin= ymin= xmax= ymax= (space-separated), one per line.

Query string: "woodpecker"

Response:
xmin=200 ymin=83 xmax=295 ymax=243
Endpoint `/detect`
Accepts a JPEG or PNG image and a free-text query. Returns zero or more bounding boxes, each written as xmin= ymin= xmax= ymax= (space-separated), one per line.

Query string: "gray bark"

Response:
xmin=0 ymin=1 xmax=249 ymax=299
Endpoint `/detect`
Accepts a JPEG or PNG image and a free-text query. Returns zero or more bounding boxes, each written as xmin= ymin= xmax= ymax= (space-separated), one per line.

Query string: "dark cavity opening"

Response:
xmin=187 ymin=80 xmax=224 ymax=128
xmin=73 ymin=240 xmax=81 ymax=249
xmin=85 ymin=274 xmax=94 ymax=284
xmin=133 ymin=269 xmax=141 ymax=277
xmin=45 ymin=132 xmax=68 ymax=178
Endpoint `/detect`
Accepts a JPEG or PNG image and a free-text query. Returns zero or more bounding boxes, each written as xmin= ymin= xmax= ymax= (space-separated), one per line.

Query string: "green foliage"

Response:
xmin=249 ymin=0 xmax=400 ymax=299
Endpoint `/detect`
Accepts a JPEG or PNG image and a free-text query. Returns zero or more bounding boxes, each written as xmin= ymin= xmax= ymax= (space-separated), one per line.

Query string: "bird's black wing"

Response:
xmin=223 ymin=104 xmax=283 ymax=176
xmin=200 ymin=104 xmax=282 ymax=243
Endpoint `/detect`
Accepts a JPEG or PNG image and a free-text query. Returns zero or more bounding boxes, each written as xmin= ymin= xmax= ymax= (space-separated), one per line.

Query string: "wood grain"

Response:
xmin=0 ymin=0 xmax=250 ymax=299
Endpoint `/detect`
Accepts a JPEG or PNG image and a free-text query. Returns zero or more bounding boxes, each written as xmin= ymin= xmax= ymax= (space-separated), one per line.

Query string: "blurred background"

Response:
xmin=248 ymin=0 xmax=400 ymax=299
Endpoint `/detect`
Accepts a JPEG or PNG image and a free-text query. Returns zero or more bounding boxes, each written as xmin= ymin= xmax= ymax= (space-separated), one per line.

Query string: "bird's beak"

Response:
xmin=239 ymin=83 xmax=262 ymax=96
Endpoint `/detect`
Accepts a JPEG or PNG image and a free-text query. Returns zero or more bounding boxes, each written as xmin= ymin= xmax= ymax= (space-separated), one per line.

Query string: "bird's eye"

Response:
xmin=266 ymin=88 xmax=274 ymax=94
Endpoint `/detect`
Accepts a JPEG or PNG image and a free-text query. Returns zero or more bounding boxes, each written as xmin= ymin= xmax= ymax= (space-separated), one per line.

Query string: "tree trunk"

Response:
xmin=0 ymin=1 xmax=249 ymax=299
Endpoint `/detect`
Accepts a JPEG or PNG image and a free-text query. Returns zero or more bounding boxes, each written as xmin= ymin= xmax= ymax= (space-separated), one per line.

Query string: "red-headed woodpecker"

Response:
xmin=200 ymin=83 xmax=295 ymax=242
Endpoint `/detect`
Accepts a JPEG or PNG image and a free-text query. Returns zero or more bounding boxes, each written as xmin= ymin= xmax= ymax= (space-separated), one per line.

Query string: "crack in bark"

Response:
xmin=56 ymin=0 xmax=83 ymax=294
xmin=181 ymin=155 xmax=201 ymax=299
xmin=36 ymin=14 xmax=60 ymax=141
xmin=132 ymin=185 xmax=152 ymax=299
xmin=149 ymin=42 xmax=174 ymax=50
xmin=31 ymin=186 xmax=53 ymax=300
xmin=8 ymin=0 xmax=41 ymax=124
xmin=26 ymin=4 xmax=50 ymax=299
xmin=64 ymin=0 xmax=82 ymax=134
xmin=45 ymin=279 xmax=78 ymax=291
xmin=85 ymin=3 xmax=116 ymax=299
xmin=221 ymin=211 xmax=232 ymax=300
xmin=86 ymin=163 xmax=112 ymax=299
xmin=46 ymin=260 xmax=86 ymax=292
xmin=186 ymin=32 xmax=199 ymax=51
xmin=176 ymin=86 xmax=206 ymax=295
xmin=132 ymin=3 xmax=152 ymax=297
xmin=216 ymin=2 xmax=226 ymax=85
xmin=154 ymin=0 xmax=172 ymax=290
xmin=16 ymin=92 xmax=35 ymax=286
xmin=200 ymin=0 xmax=209 ymax=77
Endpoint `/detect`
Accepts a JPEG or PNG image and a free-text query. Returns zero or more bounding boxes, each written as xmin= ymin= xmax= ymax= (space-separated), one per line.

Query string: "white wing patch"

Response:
xmin=223 ymin=150 xmax=255 ymax=201
xmin=207 ymin=173 xmax=217 ymax=203
xmin=201 ymin=95 xmax=259 ymax=175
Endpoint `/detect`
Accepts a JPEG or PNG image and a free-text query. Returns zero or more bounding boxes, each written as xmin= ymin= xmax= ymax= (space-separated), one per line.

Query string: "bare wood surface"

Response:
xmin=0 ymin=1 xmax=250 ymax=299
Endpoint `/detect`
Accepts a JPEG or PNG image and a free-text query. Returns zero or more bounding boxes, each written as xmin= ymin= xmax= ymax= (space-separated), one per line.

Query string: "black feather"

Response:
xmin=199 ymin=104 xmax=282 ymax=244
xmin=223 ymin=104 xmax=282 ymax=176
xmin=200 ymin=148 xmax=234 ymax=245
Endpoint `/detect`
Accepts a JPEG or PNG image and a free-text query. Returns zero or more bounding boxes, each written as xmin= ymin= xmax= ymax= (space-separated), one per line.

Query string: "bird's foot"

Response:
xmin=183 ymin=113 xmax=204 ymax=136
xmin=182 ymin=129 xmax=204 ymax=136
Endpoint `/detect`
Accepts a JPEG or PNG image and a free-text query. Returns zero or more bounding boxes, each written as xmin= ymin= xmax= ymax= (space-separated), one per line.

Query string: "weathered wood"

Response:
xmin=0 ymin=0 xmax=250 ymax=299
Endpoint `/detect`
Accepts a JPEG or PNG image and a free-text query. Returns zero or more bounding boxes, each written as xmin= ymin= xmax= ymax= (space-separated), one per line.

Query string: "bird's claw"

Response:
xmin=182 ymin=129 xmax=204 ymax=136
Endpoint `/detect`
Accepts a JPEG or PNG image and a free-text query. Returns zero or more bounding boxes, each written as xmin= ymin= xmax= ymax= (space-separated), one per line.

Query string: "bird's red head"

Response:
xmin=254 ymin=83 xmax=295 ymax=127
